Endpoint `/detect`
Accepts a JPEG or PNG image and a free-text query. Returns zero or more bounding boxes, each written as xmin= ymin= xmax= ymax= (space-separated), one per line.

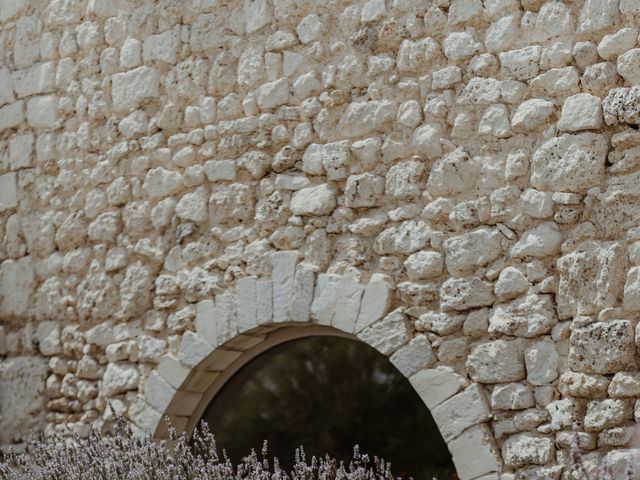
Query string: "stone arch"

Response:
xmin=130 ymin=251 xmax=502 ymax=480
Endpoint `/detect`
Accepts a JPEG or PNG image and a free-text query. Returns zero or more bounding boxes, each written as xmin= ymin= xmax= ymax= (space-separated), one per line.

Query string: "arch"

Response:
xmin=130 ymin=251 xmax=502 ymax=480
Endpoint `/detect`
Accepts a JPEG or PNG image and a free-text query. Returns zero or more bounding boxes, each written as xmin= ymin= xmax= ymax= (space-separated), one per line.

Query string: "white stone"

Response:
xmin=12 ymin=62 xmax=55 ymax=98
xmin=431 ymin=384 xmax=492 ymax=441
xmin=143 ymin=27 xmax=180 ymax=64
xmin=520 ymin=189 xmax=553 ymax=218
xmin=443 ymin=228 xmax=503 ymax=277
xmin=449 ymin=425 xmax=501 ymax=480
xmin=175 ymin=188 xmax=208 ymax=223
xmin=490 ymin=293 xmax=557 ymax=338
xmin=578 ymin=0 xmax=619 ymax=33
xmin=289 ymin=263 xmax=315 ymax=322
xmin=533 ymin=1 xmax=574 ymax=42
xmin=491 ymin=383 xmax=534 ymax=410
xmin=144 ymin=168 xmax=183 ymax=198
xmin=526 ymin=340 xmax=559 ymax=385
xmin=569 ymin=321 xmax=637 ymax=374
xmin=0 ymin=173 xmax=18 ymax=212
xmin=271 ymin=250 xmax=297 ymax=323
xmin=236 ymin=276 xmax=258 ymax=332
xmin=440 ymin=277 xmax=495 ymax=311
xmin=617 ymin=49 xmax=640 ymax=86
xmin=502 ymin=434 xmax=554 ymax=468
xmin=338 ymin=100 xmax=397 ymax=138
xmin=485 ymin=15 xmax=519 ymax=53
xmin=26 ymin=96 xmax=57 ymax=129
xmin=558 ymin=93 xmax=603 ymax=132
xmin=499 ymin=46 xmax=541 ymax=80
xmin=411 ymin=123 xmax=444 ymax=159
xmin=361 ymin=0 xmax=386 ymax=22
xmin=311 ymin=273 xmax=341 ymax=325
xmin=478 ymin=104 xmax=511 ymax=138
xmin=494 ymin=267 xmax=529 ymax=301
xmin=608 ymin=372 xmax=640 ymax=397
xmin=623 ymin=266 xmax=640 ymax=311
xmin=244 ymin=0 xmax=273 ymax=34
xmin=357 ymin=308 xmax=409 ymax=355
xmin=443 ymin=32 xmax=481 ymax=60
xmin=102 ymin=363 xmax=140 ymax=396
xmin=354 ymin=273 xmax=393 ymax=332
xmin=510 ymin=222 xmax=563 ymax=258
xmin=332 ymin=278 xmax=364 ymax=333
xmin=374 ymin=221 xmax=432 ymax=255
xmin=467 ymin=340 xmax=525 ymax=383
xmin=404 ymin=251 xmax=444 ymax=280
xmin=144 ymin=371 xmax=176 ymax=413
xmin=344 ymin=173 xmax=384 ymax=207
xmin=598 ymin=28 xmax=638 ymax=60
xmin=257 ymin=77 xmax=290 ymax=110
xmin=120 ymin=38 xmax=142 ymax=68
xmin=178 ymin=331 xmax=214 ymax=368
xmin=389 ymin=335 xmax=435 ymax=377
xmin=35 ymin=321 xmax=61 ymax=356
xmin=511 ymin=99 xmax=555 ymax=131
xmin=0 ymin=67 xmax=15 ymax=107
xmin=410 ymin=366 xmax=466 ymax=409
xmin=431 ymin=66 xmax=463 ymax=90
xmin=290 ymin=184 xmax=336 ymax=216
xmin=111 ymin=66 xmax=160 ymax=113
xmin=204 ymin=160 xmax=236 ymax=181
xmin=297 ymin=14 xmax=322 ymax=44
xmin=0 ymin=256 xmax=35 ymax=317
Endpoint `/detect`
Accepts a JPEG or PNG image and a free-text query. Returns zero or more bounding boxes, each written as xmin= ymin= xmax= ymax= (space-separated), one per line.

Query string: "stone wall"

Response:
xmin=1 ymin=0 xmax=640 ymax=477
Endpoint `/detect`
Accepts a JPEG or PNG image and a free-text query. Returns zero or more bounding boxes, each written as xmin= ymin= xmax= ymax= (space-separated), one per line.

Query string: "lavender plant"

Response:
xmin=0 ymin=415 xmax=395 ymax=480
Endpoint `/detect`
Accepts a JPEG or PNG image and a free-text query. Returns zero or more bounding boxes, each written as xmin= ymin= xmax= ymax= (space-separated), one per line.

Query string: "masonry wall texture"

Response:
xmin=2 ymin=0 xmax=640 ymax=478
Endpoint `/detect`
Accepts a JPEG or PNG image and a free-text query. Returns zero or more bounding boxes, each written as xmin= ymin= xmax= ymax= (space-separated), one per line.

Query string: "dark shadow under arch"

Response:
xmin=200 ymin=335 xmax=455 ymax=479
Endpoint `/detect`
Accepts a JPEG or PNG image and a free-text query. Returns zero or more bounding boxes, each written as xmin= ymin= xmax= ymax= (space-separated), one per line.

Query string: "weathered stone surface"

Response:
xmin=432 ymin=384 xmax=492 ymax=441
xmin=489 ymin=294 xmax=557 ymax=337
xmin=389 ymin=334 xmax=435 ymax=377
xmin=357 ymin=308 xmax=410 ymax=356
xmin=557 ymin=241 xmax=626 ymax=319
xmin=111 ymin=66 xmax=160 ymax=112
xmin=0 ymin=256 xmax=35 ymax=317
xmin=502 ymin=433 xmax=555 ymax=468
xmin=525 ymin=340 xmax=559 ymax=385
xmin=530 ymin=133 xmax=608 ymax=193
xmin=467 ymin=340 xmax=526 ymax=383
xmin=337 ymin=101 xmax=398 ymax=138
xmin=443 ymin=228 xmax=503 ymax=276
xmin=569 ymin=321 xmax=637 ymax=374
xmin=290 ymin=184 xmax=336 ymax=216
xmin=448 ymin=424 xmax=501 ymax=480
xmin=440 ymin=277 xmax=495 ymax=311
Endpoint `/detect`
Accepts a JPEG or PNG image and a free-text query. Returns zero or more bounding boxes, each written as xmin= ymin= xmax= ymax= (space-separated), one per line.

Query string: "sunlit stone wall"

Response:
xmin=2 ymin=0 xmax=640 ymax=477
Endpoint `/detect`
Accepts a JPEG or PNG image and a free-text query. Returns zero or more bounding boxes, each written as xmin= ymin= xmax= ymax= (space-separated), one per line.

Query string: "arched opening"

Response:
xmin=199 ymin=335 xmax=455 ymax=479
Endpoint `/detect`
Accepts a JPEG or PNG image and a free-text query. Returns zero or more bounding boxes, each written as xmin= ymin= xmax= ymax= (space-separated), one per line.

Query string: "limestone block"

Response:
xmin=245 ymin=0 xmax=273 ymax=34
xmin=144 ymin=371 xmax=176 ymax=413
xmin=411 ymin=124 xmax=444 ymax=159
xmin=569 ymin=321 xmax=637 ymax=374
xmin=584 ymin=399 xmax=632 ymax=431
xmin=432 ymin=384 xmax=492 ymax=441
xmin=491 ymin=383 xmax=534 ymax=410
xmin=578 ymin=0 xmax=619 ymax=33
xmin=608 ymin=372 xmax=640 ymax=397
xmin=102 ymin=363 xmax=140 ymax=396
xmin=0 ymin=357 xmax=48 ymax=444
xmin=332 ymin=278 xmax=364 ymax=333
xmin=404 ymin=251 xmax=444 ymax=280
xmin=35 ymin=321 xmax=61 ymax=356
xmin=311 ymin=274 xmax=342 ymax=325
xmin=236 ymin=277 xmax=258 ymax=332
xmin=354 ymin=273 xmax=393 ymax=332
xmin=598 ymin=28 xmax=638 ymax=60
xmin=440 ymin=277 xmax=495 ymax=311
xmin=458 ymin=77 xmax=501 ymax=105
xmin=256 ymin=279 xmax=273 ymax=325
xmin=0 ymin=256 xmax=35 ymax=318
xmin=201 ymin=348 xmax=242 ymax=372
xmin=157 ymin=355 xmax=191 ymax=390
xmin=321 ymin=141 xmax=350 ymax=181
xmin=257 ymin=78 xmax=290 ymax=110
xmin=290 ymin=184 xmax=336 ymax=216
xmin=500 ymin=46 xmax=541 ymax=80
xmin=426 ymin=148 xmax=479 ymax=197
xmin=478 ymin=104 xmax=511 ymax=138
xmin=443 ymin=227 xmax=503 ymax=277
xmin=601 ymin=450 xmax=640 ymax=478
xmin=531 ymin=133 xmax=608 ymax=193
xmin=485 ymin=15 xmax=518 ymax=53
xmin=271 ymin=250 xmax=297 ymax=323
xmin=0 ymin=102 xmax=24 ymax=132
xmin=410 ymin=366 xmax=466 ymax=410
xmin=623 ymin=266 xmax=640 ymax=311
xmin=289 ymin=263 xmax=315 ymax=322
xmin=337 ymin=100 xmax=397 ymax=138
xmin=557 ymin=241 xmax=626 ymax=319
xmin=204 ymin=160 xmax=236 ymax=181
xmin=525 ymin=340 xmax=559 ymax=385
xmin=558 ymin=372 xmax=610 ymax=398
xmin=12 ymin=62 xmax=55 ymax=98
xmin=357 ymin=308 xmax=409 ymax=355
xmin=448 ymin=424 xmax=500 ymax=480
xmin=344 ymin=173 xmax=384 ymax=207
xmin=175 ymin=187 xmax=208 ymax=223
xmin=143 ymin=27 xmax=180 ymax=64
xmin=489 ymin=293 xmax=557 ymax=337
xmin=532 ymin=1 xmax=574 ymax=42
xmin=494 ymin=267 xmax=529 ymax=301
xmin=143 ymin=168 xmax=183 ymax=198
xmin=431 ymin=66 xmax=462 ymax=90
xmin=0 ymin=0 xmax=27 ymax=22
xmin=178 ymin=331 xmax=215 ymax=369
xmin=502 ymin=433 xmax=554 ymax=468
xmin=396 ymin=100 xmax=423 ymax=129
xmin=296 ymin=14 xmax=322 ymax=44
xmin=530 ymin=67 xmax=579 ymax=95
xmin=26 ymin=95 xmax=57 ymax=129
xmin=389 ymin=335 xmax=435 ymax=377
xmin=111 ymin=66 xmax=160 ymax=113
xmin=558 ymin=93 xmax=603 ymax=131
xmin=467 ymin=340 xmax=525 ymax=383
xmin=511 ymin=98 xmax=555 ymax=131
xmin=547 ymin=398 xmax=578 ymax=430
xmin=0 ymin=173 xmax=18 ymax=212
xmin=361 ymin=0 xmax=386 ymax=22
xmin=374 ymin=220 xmax=431 ymax=254
xmin=443 ymin=32 xmax=481 ymax=60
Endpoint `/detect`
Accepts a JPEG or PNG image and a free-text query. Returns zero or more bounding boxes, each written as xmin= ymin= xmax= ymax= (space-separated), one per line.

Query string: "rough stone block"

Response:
xmin=467 ymin=340 xmax=526 ymax=383
xmin=569 ymin=321 xmax=637 ymax=374
xmin=271 ymin=251 xmax=297 ymax=323
xmin=111 ymin=66 xmax=160 ymax=112
xmin=432 ymin=384 xmax=492 ymax=441
xmin=449 ymin=424 xmax=500 ymax=480
xmin=410 ymin=366 xmax=467 ymax=409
